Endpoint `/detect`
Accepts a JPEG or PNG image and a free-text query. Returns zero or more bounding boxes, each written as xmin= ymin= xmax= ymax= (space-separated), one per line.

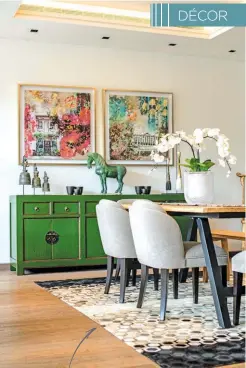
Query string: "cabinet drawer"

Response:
xmin=53 ymin=202 xmax=79 ymax=215
xmin=24 ymin=203 xmax=50 ymax=215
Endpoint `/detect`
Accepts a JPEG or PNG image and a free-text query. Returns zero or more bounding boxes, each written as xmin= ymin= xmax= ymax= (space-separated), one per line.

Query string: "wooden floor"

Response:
xmin=0 ymin=265 xmax=244 ymax=368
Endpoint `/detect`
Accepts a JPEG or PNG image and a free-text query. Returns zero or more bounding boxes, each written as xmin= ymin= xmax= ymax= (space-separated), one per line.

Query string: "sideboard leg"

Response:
xmin=10 ymin=264 xmax=16 ymax=271
xmin=16 ymin=265 xmax=24 ymax=276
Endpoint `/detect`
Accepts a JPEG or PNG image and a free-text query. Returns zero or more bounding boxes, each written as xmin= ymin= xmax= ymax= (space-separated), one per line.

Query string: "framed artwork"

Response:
xmin=19 ymin=84 xmax=96 ymax=165
xmin=104 ymin=89 xmax=173 ymax=165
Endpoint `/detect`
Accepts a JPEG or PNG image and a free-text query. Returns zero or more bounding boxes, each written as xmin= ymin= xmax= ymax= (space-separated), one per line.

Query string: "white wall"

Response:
xmin=0 ymin=38 xmax=244 ymax=263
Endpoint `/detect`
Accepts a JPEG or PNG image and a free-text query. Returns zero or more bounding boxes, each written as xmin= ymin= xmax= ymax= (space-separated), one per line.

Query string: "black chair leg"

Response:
xmin=153 ymin=268 xmax=159 ymax=291
xmin=126 ymin=268 xmax=131 ymax=287
xmin=179 ymin=268 xmax=188 ymax=283
xmin=137 ymin=264 xmax=149 ymax=308
xmin=192 ymin=267 xmax=199 ymax=304
xmin=221 ymin=265 xmax=227 ymax=287
xmin=132 ymin=269 xmax=137 ymax=286
xmin=233 ymin=271 xmax=243 ymax=325
xmin=119 ymin=259 xmax=128 ymax=303
xmin=172 ymin=269 xmax=179 ymax=299
xmin=160 ymin=269 xmax=169 ymax=321
xmin=115 ymin=259 xmax=120 ymax=282
xmin=105 ymin=255 xmax=114 ymax=294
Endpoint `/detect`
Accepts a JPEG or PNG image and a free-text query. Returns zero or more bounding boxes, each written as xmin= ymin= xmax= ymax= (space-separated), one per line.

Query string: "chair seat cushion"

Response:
xmin=185 ymin=242 xmax=228 ymax=268
xmin=232 ymin=251 xmax=246 ymax=273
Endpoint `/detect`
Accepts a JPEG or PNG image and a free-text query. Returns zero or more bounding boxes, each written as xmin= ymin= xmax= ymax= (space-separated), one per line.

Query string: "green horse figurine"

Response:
xmin=87 ymin=153 xmax=127 ymax=194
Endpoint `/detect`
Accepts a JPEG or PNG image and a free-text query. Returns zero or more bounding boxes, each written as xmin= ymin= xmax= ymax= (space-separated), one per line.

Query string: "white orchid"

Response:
xmin=186 ymin=135 xmax=195 ymax=146
xmin=152 ymin=153 xmax=165 ymax=163
xmin=168 ymin=135 xmax=181 ymax=147
xmin=176 ymin=130 xmax=186 ymax=138
xmin=156 ymin=141 xmax=170 ymax=153
xmin=207 ymin=128 xmax=220 ymax=137
xmin=152 ymin=128 xmax=236 ymax=176
xmin=228 ymin=154 xmax=237 ymax=165
xmin=218 ymin=158 xmax=226 ymax=167
xmin=193 ymin=129 xmax=204 ymax=144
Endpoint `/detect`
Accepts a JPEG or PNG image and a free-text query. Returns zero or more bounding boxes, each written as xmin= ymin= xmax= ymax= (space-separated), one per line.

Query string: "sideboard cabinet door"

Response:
xmin=24 ymin=219 xmax=52 ymax=261
xmin=24 ymin=218 xmax=80 ymax=261
xmin=52 ymin=218 xmax=80 ymax=260
xmin=84 ymin=217 xmax=105 ymax=259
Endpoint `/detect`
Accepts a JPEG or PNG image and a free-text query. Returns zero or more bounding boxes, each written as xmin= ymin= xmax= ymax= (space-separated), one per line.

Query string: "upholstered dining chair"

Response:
xmin=117 ymin=198 xmax=151 ymax=205
xmin=232 ymin=250 xmax=246 ymax=325
xmin=96 ymin=200 xmax=161 ymax=302
xmin=116 ymin=199 xmax=165 ymax=289
xmin=96 ymin=200 xmax=136 ymax=303
xmin=129 ymin=206 xmax=228 ymax=320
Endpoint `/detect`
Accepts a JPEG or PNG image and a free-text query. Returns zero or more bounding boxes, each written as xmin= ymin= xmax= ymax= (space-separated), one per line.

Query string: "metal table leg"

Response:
xmin=197 ymin=218 xmax=231 ymax=328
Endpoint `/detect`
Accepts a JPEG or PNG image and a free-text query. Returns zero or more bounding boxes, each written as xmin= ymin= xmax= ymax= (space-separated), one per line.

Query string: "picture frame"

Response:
xmin=18 ymin=84 xmax=96 ymax=165
xmin=104 ymin=89 xmax=173 ymax=165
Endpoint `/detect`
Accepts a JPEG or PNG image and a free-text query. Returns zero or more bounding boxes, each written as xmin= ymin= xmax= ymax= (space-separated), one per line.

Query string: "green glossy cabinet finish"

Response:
xmin=24 ymin=219 xmax=52 ymax=260
xmin=24 ymin=202 xmax=50 ymax=215
xmin=52 ymin=218 xmax=80 ymax=260
xmin=9 ymin=194 xmax=190 ymax=275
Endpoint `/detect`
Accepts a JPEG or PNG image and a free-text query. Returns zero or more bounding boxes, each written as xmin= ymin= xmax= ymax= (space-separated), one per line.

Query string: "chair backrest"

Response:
xmin=131 ymin=199 xmax=165 ymax=213
xmin=99 ymin=199 xmax=123 ymax=209
xmin=129 ymin=207 xmax=185 ymax=269
xmin=96 ymin=202 xmax=136 ymax=259
xmin=117 ymin=198 xmax=152 ymax=205
xmin=232 ymin=250 xmax=246 ymax=274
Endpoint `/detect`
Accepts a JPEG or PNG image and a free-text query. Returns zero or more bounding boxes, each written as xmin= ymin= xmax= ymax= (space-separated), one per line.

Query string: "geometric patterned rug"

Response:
xmin=37 ymin=277 xmax=246 ymax=367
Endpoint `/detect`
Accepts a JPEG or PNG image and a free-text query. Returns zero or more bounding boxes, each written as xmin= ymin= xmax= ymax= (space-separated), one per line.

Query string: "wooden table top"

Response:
xmin=123 ymin=203 xmax=246 ymax=214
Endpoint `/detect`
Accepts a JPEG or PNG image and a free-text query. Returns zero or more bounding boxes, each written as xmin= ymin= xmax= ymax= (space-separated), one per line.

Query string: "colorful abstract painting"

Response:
xmin=19 ymin=85 xmax=95 ymax=164
xmin=104 ymin=90 xmax=173 ymax=165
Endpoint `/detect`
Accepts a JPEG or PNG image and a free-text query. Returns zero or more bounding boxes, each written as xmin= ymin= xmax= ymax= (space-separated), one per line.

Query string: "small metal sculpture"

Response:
xmin=19 ymin=156 xmax=31 ymax=194
xmin=87 ymin=152 xmax=127 ymax=194
xmin=32 ymin=164 xmax=41 ymax=194
xmin=42 ymin=171 xmax=50 ymax=195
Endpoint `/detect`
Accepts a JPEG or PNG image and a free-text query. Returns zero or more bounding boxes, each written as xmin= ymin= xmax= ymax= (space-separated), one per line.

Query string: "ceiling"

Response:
xmin=0 ymin=1 xmax=244 ymax=61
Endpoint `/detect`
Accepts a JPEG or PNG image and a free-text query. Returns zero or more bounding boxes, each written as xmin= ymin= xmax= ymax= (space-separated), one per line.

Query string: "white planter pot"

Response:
xmin=184 ymin=171 xmax=214 ymax=205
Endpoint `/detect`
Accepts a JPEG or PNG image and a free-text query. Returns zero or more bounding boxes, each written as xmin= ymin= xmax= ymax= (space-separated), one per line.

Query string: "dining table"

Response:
xmin=124 ymin=203 xmax=246 ymax=329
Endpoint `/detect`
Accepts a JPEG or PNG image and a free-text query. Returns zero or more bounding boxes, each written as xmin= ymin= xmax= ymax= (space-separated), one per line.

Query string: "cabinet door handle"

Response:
xmin=34 ymin=207 xmax=40 ymax=212
xmin=64 ymin=206 xmax=70 ymax=212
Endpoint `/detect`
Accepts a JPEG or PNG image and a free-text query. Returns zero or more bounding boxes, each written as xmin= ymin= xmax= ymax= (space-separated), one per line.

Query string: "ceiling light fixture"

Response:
xmin=169 ymin=43 xmax=177 ymax=46
xmin=30 ymin=29 xmax=39 ymax=33
xmin=102 ymin=36 xmax=110 ymax=40
xmin=228 ymin=49 xmax=236 ymax=53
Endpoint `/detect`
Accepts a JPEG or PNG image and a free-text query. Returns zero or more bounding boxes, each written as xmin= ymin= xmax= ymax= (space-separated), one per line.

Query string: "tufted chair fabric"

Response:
xmin=96 ymin=201 xmax=136 ymax=259
xmin=117 ymin=198 xmax=152 ymax=205
xmin=129 ymin=207 xmax=185 ymax=269
xmin=232 ymin=251 xmax=246 ymax=274
xmin=129 ymin=206 xmax=228 ymax=320
xmin=131 ymin=199 xmax=166 ymax=213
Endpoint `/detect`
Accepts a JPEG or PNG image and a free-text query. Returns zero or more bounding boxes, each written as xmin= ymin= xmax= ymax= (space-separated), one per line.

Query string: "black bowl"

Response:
xmin=135 ymin=186 xmax=151 ymax=195
xmin=66 ymin=186 xmax=76 ymax=195
xmin=74 ymin=187 xmax=83 ymax=195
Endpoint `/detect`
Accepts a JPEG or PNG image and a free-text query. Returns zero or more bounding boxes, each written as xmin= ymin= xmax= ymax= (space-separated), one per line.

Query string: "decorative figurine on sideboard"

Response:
xmin=42 ymin=171 xmax=50 ymax=195
xmin=32 ymin=164 xmax=41 ymax=195
xmin=87 ymin=152 xmax=127 ymax=194
xmin=19 ymin=156 xmax=31 ymax=194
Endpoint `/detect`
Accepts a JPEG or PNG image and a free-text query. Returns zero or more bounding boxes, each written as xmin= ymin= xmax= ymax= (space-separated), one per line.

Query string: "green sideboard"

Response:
xmin=9 ymin=194 xmax=190 ymax=275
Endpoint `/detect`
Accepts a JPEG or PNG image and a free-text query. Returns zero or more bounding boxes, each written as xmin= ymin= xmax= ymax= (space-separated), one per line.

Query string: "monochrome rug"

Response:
xmin=37 ymin=277 xmax=246 ymax=368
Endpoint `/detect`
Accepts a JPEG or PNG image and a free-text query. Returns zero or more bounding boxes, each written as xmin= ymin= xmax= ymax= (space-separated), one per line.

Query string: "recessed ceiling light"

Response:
xmin=30 ymin=29 xmax=39 ymax=33
xmin=102 ymin=36 xmax=110 ymax=40
xmin=228 ymin=49 xmax=236 ymax=53
xmin=168 ymin=43 xmax=177 ymax=47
